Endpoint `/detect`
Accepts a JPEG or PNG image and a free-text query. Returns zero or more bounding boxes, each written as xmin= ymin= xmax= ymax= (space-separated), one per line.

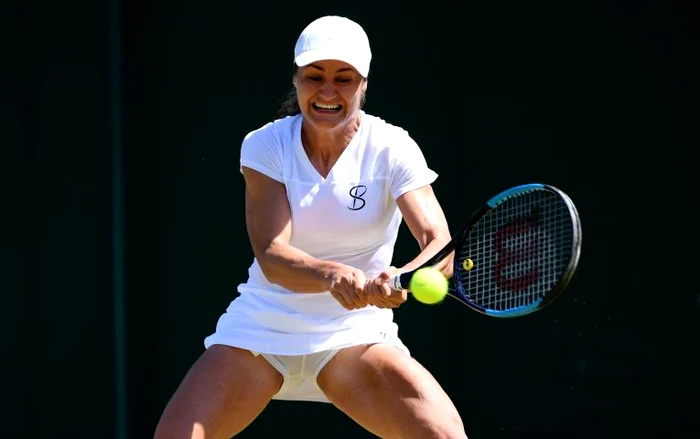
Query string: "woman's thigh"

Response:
xmin=154 ymin=344 xmax=283 ymax=439
xmin=317 ymin=344 xmax=467 ymax=439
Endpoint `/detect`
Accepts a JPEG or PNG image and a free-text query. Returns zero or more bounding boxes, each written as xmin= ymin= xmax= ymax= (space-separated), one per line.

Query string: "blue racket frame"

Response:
xmin=394 ymin=183 xmax=582 ymax=318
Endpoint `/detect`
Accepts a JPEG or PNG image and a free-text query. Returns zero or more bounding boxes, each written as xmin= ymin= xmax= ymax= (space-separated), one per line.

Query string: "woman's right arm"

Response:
xmin=242 ymin=166 xmax=368 ymax=307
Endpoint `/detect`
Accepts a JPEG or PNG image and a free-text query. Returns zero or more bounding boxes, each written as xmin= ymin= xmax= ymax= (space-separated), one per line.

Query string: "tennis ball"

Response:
xmin=409 ymin=267 xmax=448 ymax=304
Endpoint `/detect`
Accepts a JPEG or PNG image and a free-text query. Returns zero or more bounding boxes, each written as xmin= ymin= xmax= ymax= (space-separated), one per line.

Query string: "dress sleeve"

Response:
xmin=239 ymin=123 xmax=284 ymax=183
xmin=389 ymin=133 xmax=438 ymax=200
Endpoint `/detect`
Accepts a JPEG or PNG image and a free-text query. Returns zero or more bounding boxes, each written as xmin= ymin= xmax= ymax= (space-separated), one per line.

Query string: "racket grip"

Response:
xmin=389 ymin=272 xmax=413 ymax=292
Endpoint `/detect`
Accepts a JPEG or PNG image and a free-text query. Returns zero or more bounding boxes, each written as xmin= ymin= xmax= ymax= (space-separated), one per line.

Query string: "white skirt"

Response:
xmin=203 ymin=289 xmax=410 ymax=356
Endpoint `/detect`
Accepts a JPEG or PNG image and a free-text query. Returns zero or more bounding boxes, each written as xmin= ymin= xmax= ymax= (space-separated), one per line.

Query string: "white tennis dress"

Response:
xmin=204 ymin=111 xmax=438 ymax=402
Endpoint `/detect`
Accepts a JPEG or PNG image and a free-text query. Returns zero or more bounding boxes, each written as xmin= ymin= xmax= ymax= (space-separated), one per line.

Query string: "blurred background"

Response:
xmin=6 ymin=0 xmax=698 ymax=438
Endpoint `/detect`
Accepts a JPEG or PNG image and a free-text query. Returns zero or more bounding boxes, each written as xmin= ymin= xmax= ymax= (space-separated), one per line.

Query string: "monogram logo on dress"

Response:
xmin=348 ymin=185 xmax=367 ymax=211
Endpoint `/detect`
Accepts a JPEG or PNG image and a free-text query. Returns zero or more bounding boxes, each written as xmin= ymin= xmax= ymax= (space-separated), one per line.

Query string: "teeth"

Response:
xmin=315 ymin=103 xmax=340 ymax=110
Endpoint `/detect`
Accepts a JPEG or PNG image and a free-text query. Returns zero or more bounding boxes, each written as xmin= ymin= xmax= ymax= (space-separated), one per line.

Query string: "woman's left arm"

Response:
xmin=364 ymin=184 xmax=453 ymax=308
xmin=395 ymin=184 xmax=454 ymax=279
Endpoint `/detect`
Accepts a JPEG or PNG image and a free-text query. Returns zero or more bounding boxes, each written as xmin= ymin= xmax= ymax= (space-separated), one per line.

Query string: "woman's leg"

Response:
xmin=317 ymin=344 xmax=467 ymax=439
xmin=153 ymin=345 xmax=283 ymax=439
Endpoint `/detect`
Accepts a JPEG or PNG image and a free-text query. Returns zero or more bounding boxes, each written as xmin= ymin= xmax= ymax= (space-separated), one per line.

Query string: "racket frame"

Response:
xmin=391 ymin=183 xmax=582 ymax=317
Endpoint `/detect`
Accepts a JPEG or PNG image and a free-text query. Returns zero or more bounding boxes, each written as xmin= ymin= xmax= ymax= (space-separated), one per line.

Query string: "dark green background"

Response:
xmin=9 ymin=0 xmax=698 ymax=438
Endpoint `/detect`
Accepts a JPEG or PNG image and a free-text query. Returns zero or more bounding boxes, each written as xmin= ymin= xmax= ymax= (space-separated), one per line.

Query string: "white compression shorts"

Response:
xmin=250 ymin=338 xmax=409 ymax=403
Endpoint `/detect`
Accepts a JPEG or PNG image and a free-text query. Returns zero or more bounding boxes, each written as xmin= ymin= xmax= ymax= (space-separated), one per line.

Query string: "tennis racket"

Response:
xmin=390 ymin=183 xmax=582 ymax=317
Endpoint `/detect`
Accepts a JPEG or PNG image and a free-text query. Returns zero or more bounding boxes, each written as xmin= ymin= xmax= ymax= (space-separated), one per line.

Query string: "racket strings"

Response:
xmin=456 ymin=190 xmax=575 ymax=313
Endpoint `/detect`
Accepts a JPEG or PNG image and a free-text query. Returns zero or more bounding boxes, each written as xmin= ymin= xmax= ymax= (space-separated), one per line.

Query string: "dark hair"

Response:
xmin=276 ymin=87 xmax=302 ymax=118
xmin=276 ymin=64 xmax=367 ymax=119
xmin=276 ymin=64 xmax=301 ymax=118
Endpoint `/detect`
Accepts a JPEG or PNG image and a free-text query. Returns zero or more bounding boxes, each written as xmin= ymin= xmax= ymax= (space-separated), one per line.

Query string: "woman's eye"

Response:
xmin=336 ymin=77 xmax=352 ymax=83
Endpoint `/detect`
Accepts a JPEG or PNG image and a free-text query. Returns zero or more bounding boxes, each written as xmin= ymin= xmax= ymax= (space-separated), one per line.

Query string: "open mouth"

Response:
xmin=312 ymin=102 xmax=342 ymax=112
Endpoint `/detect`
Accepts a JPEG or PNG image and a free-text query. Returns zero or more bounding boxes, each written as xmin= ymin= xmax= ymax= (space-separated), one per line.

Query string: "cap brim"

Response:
xmin=294 ymin=48 xmax=369 ymax=77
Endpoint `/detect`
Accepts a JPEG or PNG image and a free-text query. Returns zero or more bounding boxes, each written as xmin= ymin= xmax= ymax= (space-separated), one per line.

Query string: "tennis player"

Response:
xmin=154 ymin=15 xmax=467 ymax=439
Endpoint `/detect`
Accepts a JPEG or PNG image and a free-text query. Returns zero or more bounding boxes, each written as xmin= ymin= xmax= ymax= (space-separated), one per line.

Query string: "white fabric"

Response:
xmin=294 ymin=16 xmax=372 ymax=77
xmin=251 ymin=337 xmax=409 ymax=404
xmin=252 ymin=349 xmax=339 ymax=403
xmin=203 ymin=111 xmax=437 ymax=356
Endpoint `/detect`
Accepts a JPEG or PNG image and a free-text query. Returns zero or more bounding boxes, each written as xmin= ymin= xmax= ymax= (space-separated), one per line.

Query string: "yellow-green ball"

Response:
xmin=409 ymin=267 xmax=448 ymax=304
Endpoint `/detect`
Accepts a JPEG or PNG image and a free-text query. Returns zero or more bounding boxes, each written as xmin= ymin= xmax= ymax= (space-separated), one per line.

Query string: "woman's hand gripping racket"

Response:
xmin=390 ymin=183 xmax=582 ymax=317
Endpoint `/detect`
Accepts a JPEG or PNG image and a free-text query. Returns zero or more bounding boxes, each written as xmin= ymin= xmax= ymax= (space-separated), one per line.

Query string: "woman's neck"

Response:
xmin=300 ymin=112 xmax=362 ymax=178
xmin=301 ymin=112 xmax=361 ymax=157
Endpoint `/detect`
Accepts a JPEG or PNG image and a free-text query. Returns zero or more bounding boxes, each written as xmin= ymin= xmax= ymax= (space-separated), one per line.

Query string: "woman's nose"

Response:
xmin=318 ymin=81 xmax=337 ymax=100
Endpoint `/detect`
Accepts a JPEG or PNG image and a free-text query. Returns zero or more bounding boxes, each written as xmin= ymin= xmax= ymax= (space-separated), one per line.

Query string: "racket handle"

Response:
xmin=389 ymin=272 xmax=413 ymax=292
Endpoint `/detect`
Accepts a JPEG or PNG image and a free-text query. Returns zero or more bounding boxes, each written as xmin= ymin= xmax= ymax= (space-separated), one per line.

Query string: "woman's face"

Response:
xmin=294 ymin=59 xmax=367 ymax=132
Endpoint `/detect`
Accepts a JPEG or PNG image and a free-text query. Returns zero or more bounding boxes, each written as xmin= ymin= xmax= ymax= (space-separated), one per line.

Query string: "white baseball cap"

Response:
xmin=294 ymin=16 xmax=372 ymax=77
